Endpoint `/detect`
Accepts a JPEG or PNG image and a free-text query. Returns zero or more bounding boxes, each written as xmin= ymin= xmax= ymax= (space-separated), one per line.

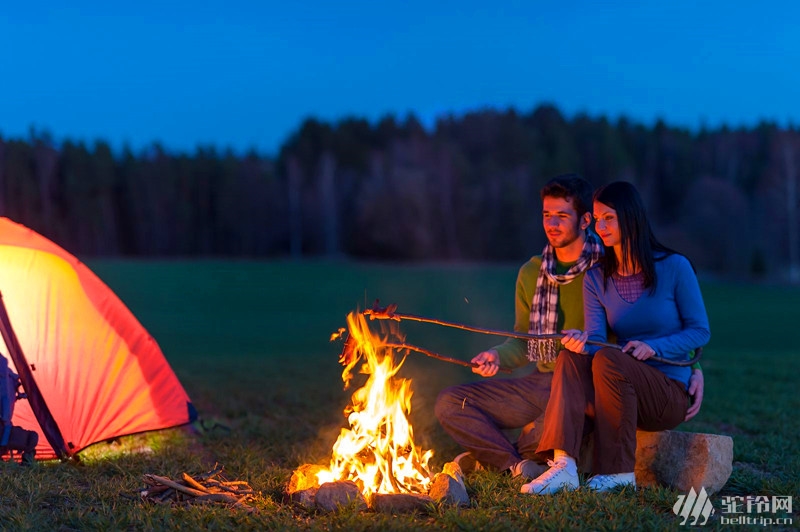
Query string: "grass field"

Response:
xmin=1 ymin=259 xmax=798 ymax=530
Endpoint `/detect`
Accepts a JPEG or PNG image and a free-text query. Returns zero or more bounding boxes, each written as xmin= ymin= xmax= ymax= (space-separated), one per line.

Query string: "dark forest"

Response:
xmin=1 ymin=104 xmax=798 ymax=280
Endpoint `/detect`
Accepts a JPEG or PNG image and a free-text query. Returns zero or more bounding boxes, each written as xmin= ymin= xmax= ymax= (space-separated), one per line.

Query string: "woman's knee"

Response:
xmin=592 ymin=347 xmax=625 ymax=371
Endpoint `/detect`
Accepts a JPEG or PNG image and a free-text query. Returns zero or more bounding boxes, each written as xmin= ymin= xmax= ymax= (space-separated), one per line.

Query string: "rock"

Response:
xmin=428 ymin=473 xmax=469 ymax=506
xmin=287 ymin=464 xmax=325 ymax=493
xmin=284 ymin=487 xmax=317 ymax=510
xmin=371 ymin=493 xmax=434 ymax=513
xmin=441 ymin=461 xmax=466 ymax=491
xmin=315 ymin=481 xmax=367 ymax=513
xmin=635 ymin=430 xmax=733 ymax=494
xmin=577 ymin=430 xmax=733 ymax=493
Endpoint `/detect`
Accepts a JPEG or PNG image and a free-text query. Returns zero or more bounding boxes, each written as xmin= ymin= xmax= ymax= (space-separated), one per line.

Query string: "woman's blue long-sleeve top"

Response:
xmin=583 ymin=253 xmax=711 ymax=388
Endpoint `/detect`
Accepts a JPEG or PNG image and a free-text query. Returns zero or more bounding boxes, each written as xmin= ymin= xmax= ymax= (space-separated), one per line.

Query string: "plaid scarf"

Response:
xmin=527 ymin=231 xmax=603 ymax=362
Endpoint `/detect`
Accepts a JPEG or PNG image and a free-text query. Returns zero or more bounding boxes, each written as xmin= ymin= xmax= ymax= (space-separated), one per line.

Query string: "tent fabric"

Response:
xmin=0 ymin=217 xmax=195 ymax=460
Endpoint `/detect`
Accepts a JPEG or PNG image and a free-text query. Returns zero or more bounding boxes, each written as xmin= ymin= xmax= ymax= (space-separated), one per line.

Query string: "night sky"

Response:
xmin=3 ymin=1 xmax=798 ymax=155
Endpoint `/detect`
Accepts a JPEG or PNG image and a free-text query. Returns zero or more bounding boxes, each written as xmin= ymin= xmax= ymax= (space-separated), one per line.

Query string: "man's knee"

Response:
xmin=555 ymin=348 xmax=585 ymax=373
xmin=434 ymin=386 xmax=463 ymax=421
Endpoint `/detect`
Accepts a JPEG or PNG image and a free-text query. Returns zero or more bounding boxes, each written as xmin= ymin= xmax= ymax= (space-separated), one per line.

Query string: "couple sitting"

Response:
xmin=435 ymin=175 xmax=709 ymax=494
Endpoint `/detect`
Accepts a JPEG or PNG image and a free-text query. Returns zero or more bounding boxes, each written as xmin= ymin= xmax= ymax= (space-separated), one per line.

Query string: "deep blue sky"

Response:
xmin=2 ymin=1 xmax=799 ymax=156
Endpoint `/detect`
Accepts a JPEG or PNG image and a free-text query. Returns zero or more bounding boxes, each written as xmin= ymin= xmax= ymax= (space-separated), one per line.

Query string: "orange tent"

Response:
xmin=0 ymin=218 xmax=196 ymax=460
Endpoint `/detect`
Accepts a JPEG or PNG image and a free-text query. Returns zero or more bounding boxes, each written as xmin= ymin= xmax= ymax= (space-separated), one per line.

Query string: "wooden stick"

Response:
xmin=220 ymin=480 xmax=250 ymax=486
xmin=365 ymin=302 xmax=702 ymax=367
xmin=155 ymin=488 xmax=176 ymax=502
xmin=182 ymin=472 xmax=211 ymax=493
xmin=384 ymin=342 xmax=513 ymax=374
xmin=205 ymin=480 xmax=253 ymax=495
xmin=205 ymin=480 xmax=240 ymax=494
xmin=145 ymin=475 xmax=207 ymax=498
xmin=366 ymin=305 xmax=616 ymax=347
xmin=195 ymin=463 xmax=224 ymax=481
xmin=193 ymin=493 xmax=240 ymax=504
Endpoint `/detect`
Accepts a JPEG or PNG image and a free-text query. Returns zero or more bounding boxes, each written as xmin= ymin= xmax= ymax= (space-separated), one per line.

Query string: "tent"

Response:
xmin=0 ymin=217 xmax=196 ymax=460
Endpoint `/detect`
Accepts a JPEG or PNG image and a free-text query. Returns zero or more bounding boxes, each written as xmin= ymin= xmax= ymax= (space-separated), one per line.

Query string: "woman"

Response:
xmin=521 ymin=181 xmax=710 ymax=494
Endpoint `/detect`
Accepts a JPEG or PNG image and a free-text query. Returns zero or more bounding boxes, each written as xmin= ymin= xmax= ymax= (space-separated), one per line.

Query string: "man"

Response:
xmin=434 ymin=174 xmax=704 ymax=480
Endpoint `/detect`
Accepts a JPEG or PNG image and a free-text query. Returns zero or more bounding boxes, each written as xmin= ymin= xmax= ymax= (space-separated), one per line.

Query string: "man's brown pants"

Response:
xmin=537 ymin=348 xmax=689 ymax=474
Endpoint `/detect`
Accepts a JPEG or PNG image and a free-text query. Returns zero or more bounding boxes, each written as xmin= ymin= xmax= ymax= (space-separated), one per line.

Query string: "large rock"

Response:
xmin=577 ymin=430 xmax=733 ymax=493
xmin=284 ymin=487 xmax=317 ymax=510
xmin=371 ymin=493 xmax=434 ymax=513
xmin=315 ymin=481 xmax=368 ymax=513
xmin=428 ymin=472 xmax=469 ymax=506
xmin=635 ymin=430 xmax=733 ymax=494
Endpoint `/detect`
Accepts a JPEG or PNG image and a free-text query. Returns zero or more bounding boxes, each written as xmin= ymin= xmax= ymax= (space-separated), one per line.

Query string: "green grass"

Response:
xmin=1 ymin=259 xmax=798 ymax=531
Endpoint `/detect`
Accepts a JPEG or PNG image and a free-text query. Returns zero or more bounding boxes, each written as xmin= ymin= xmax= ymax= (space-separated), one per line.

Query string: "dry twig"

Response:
xmin=137 ymin=464 xmax=256 ymax=511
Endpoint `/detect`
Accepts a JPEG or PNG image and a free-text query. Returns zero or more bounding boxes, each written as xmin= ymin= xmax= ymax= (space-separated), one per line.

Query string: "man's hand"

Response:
xmin=684 ymin=368 xmax=704 ymax=421
xmin=561 ymin=329 xmax=588 ymax=354
xmin=471 ymin=350 xmax=500 ymax=377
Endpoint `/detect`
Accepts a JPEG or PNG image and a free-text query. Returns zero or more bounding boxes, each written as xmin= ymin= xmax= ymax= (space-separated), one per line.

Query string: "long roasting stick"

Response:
xmin=385 ymin=342 xmax=513 ymax=374
xmin=363 ymin=301 xmax=701 ymax=367
xmin=336 ymin=332 xmax=513 ymax=374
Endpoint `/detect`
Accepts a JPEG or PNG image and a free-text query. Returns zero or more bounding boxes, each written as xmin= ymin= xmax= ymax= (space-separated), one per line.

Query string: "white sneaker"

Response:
xmin=586 ymin=472 xmax=636 ymax=492
xmin=520 ymin=459 xmax=579 ymax=494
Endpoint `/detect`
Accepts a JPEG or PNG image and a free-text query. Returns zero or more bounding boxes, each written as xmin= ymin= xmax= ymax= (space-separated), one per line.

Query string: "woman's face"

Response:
xmin=593 ymin=200 xmax=621 ymax=248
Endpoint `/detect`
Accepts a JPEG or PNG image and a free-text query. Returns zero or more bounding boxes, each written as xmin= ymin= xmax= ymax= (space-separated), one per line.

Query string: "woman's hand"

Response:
xmin=561 ymin=329 xmax=588 ymax=354
xmin=684 ymin=368 xmax=704 ymax=421
xmin=622 ymin=340 xmax=656 ymax=360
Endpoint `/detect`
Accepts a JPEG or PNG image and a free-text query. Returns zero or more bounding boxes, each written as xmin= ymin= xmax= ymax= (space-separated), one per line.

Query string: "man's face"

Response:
xmin=542 ymin=196 xmax=583 ymax=248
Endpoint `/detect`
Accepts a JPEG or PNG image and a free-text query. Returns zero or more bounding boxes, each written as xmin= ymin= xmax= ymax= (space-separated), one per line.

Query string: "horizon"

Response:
xmin=5 ymin=103 xmax=797 ymax=159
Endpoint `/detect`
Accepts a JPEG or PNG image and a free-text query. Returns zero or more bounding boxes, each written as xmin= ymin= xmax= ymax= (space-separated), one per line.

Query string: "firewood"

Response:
xmin=140 ymin=484 xmax=171 ymax=497
xmin=195 ymin=463 xmax=224 ymax=480
xmin=192 ymin=493 xmax=240 ymax=504
xmin=138 ymin=466 xmax=256 ymax=510
xmin=205 ymin=480 xmax=244 ymax=494
xmin=145 ymin=474 xmax=207 ymax=497
xmin=182 ymin=472 xmax=211 ymax=493
xmin=220 ymin=480 xmax=249 ymax=486
xmin=156 ymin=489 xmax=176 ymax=503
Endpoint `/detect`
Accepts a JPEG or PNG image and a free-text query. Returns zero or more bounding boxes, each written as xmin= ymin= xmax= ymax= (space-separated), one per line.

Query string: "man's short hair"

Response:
xmin=540 ymin=173 xmax=593 ymax=216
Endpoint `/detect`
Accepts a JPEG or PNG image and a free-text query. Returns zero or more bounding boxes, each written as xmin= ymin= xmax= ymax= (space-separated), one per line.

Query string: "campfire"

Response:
xmin=321 ymin=311 xmax=433 ymax=495
xmin=286 ymin=309 xmax=468 ymax=512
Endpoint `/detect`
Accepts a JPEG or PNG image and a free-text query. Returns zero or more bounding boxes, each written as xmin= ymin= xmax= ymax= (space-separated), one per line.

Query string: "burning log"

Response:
xmin=286 ymin=459 xmax=470 ymax=513
xmin=138 ymin=464 xmax=256 ymax=510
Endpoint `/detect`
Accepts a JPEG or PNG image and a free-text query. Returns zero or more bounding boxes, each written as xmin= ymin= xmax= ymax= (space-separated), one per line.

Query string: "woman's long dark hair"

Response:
xmin=593 ymin=181 xmax=679 ymax=291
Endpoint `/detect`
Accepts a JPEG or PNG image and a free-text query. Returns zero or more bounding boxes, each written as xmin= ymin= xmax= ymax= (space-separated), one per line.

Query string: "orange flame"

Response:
xmin=318 ymin=311 xmax=433 ymax=498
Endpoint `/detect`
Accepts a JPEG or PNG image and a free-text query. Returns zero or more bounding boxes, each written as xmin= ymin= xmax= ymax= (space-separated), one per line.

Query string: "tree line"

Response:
xmin=1 ymin=104 xmax=798 ymax=280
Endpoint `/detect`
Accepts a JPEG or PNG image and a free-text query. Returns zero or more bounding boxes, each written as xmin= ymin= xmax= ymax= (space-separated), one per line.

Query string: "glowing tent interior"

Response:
xmin=0 ymin=217 xmax=196 ymax=460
